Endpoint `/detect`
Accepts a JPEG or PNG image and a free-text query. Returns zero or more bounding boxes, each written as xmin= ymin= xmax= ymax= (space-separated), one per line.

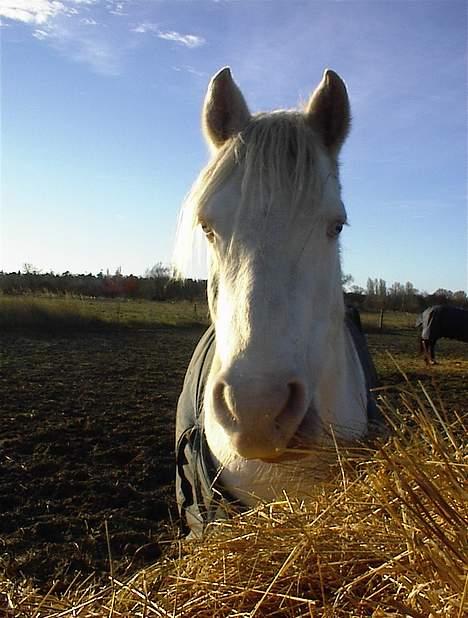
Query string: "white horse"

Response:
xmin=175 ymin=68 xmax=380 ymax=533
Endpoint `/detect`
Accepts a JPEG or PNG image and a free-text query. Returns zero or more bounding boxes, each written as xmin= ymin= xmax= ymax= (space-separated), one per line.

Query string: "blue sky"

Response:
xmin=1 ymin=0 xmax=466 ymax=293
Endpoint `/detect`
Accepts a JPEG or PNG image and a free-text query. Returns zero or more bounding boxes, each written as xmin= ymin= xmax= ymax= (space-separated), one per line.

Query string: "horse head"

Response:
xmin=175 ymin=69 xmax=373 ymax=511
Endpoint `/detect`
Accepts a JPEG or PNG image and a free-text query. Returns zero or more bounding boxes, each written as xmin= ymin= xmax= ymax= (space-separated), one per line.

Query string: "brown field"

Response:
xmin=0 ymin=297 xmax=466 ymax=595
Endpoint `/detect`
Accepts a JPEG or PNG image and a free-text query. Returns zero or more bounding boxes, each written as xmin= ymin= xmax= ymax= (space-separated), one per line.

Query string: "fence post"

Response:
xmin=379 ymin=309 xmax=384 ymax=332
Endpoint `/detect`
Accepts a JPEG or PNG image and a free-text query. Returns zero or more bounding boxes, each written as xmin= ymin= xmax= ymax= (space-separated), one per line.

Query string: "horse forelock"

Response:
xmin=174 ymin=110 xmax=333 ymax=277
xmin=204 ymin=111 xmax=325 ymax=213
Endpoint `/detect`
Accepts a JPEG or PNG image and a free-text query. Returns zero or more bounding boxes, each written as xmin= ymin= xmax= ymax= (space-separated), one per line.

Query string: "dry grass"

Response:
xmin=1 ymin=382 xmax=466 ymax=617
xmin=0 ymin=296 xmax=209 ymax=331
xmin=0 ymin=296 xmax=108 ymax=332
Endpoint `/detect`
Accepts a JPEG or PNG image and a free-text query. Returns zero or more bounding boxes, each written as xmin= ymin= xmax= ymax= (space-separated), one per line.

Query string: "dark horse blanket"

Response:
xmin=416 ymin=305 xmax=468 ymax=363
xmin=416 ymin=305 xmax=468 ymax=343
xmin=175 ymin=310 xmax=381 ymax=533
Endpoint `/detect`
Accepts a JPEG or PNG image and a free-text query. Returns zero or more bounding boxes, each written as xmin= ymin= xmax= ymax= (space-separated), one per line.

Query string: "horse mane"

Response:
xmin=173 ymin=110 xmax=323 ymax=277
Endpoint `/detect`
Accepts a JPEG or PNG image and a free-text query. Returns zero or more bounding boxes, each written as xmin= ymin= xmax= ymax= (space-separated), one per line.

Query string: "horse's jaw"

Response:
xmin=306 ymin=325 xmax=369 ymax=442
xmin=204 ymin=416 xmax=354 ymax=507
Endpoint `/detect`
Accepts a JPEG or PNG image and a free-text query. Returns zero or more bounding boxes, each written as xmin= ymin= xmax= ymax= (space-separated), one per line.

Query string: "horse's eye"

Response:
xmin=201 ymin=222 xmax=215 ymax=242
xmin=328 ymin=221 xmax=344 ymax=238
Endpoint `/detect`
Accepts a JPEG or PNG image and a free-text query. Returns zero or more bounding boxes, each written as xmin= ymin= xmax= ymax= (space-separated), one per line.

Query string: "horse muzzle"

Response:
xmin=211 ymin=372 xmax=309 ymax=460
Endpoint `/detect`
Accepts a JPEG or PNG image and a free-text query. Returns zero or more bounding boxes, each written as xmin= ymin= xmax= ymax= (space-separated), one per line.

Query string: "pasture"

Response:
xmin=0 ymin=296 xmax=466 ymax=614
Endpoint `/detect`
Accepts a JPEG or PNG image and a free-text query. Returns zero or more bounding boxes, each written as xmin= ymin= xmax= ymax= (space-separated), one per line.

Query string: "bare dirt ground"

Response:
xmin=0 ymin=325 xmax=203 ymax=591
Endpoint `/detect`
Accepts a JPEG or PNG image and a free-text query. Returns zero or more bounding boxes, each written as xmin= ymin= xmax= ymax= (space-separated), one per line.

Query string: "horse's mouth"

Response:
xmin=259 ymin=450 xmax=309 ymax=463
xmin=258 ymin=412 xmax=318 ymax=463
xmin=259 ymin=441 xmax=313 ymax=463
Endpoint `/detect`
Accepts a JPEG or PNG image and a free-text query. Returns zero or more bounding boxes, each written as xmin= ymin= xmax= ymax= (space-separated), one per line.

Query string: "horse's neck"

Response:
xmin=204 ymin=323 xmax=368 ymax=506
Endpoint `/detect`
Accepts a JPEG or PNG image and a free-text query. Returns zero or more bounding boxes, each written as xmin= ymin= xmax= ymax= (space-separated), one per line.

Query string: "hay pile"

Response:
xmin=2 ymin=384 xmax=466 ymax=617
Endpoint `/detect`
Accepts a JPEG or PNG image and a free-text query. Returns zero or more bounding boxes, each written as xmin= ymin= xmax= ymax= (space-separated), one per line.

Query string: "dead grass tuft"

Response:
xmin=0 ymin=296 xmax=107 ymax=332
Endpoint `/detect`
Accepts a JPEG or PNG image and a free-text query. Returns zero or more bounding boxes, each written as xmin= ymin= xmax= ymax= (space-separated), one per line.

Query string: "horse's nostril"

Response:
xmin=212 ymin=379 xmax=237 ymax=426
xmin=280 ymin=381 xmax=307 ymax=422
xmin=212 ymin=380 xmax=224 ymax=405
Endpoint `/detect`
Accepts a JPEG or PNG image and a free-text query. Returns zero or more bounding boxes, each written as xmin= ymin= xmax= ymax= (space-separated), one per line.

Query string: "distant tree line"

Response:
xmin=1 ymin=266 xmax=466 ymax=312
xmin=344 ymin=276 xmax=468 ymax=312
xmin=0 ymin=264 xmax=206 ymax=302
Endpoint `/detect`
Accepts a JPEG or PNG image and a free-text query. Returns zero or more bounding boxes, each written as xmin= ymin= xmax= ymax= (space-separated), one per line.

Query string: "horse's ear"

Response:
xmin=202 ymin=67 xmax=251 ymax=149
xmin=305 ymin=69 xmax=351 ymax=156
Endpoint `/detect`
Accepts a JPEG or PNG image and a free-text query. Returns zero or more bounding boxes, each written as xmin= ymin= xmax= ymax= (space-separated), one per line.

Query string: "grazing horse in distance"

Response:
xmin=416 ymin=305 xmax=468 ymax=364
xmin=174 ymin=67 xmax=382 ymax=534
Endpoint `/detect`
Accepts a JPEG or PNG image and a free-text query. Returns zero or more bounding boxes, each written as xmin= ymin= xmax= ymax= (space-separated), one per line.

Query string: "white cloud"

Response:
xmin=0 ymin=0 xmax=98 ymax=26
xmin=33 ymin=28 xmax=50 ymax=39
xmin=131 ymin=21 xmax=158 ymax=34
xmin=46 ymin=20 xmax=121 ymax=75
xmin=1 ymin=0 xmax=121 ymax=75
xmin=107 ymin=0 xmax=126 ymax=16
xmin=1 ymin=1 xmax=205 ymax=76
xmin=80 ymin=17 xmax=97 ymax=25
xmin=0 ymin=0 xmax=67 ymax=25
xmin=173 ymin=65 xmax=206 ymax=77
xmin=157 ymin=30 xmax=205 ymax=48
xmin=131 ymin=23 xmax=206 ymax=48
